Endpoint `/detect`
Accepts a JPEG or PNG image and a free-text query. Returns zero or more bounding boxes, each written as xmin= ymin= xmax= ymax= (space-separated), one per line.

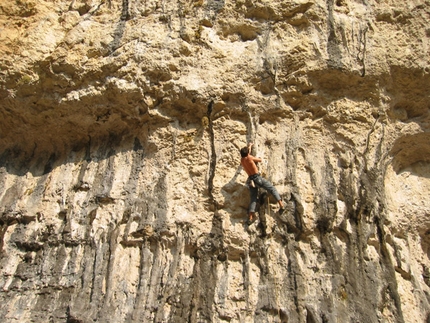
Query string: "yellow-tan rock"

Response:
xmin=0 ymin=0 xmax=429 ymax=322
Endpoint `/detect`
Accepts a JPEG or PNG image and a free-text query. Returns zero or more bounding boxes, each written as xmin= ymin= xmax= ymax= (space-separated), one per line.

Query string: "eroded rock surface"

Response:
xmin=0 ymin=0 xmax=429 ymax=322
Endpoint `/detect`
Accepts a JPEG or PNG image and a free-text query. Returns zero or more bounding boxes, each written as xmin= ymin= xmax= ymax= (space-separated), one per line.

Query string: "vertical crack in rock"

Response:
xmin=191 ymin=249 xmax=217 ymax=321
xmin=146 ymin=239 xmax=166 ymax=320
xmin=326 ymin=0 xmax=343 ymax=68
xmin=121 ymin=0 xmax=130 ymax=21
xmin=207 ymin=100 xmax=217 ymax=205
xmin=375 ymin=216 xmax=406 ymax=323
xmin=373 ymin=125 xmax=406 ymax=323
xmin=254 ymin=238 xmax=285 ymax=320
xmin=285 ymin=234 xmax=305 ymax=322
xmin=187 ymin=213 xmax=226 ymax=321
xmin=178 ymin=0 xmax=186 ymax=40
xmin=154 ymin=230 xmax=183 ymax=322
xmin=362 ymin=116 xmax=381 ymax=170
xmin=98 ymin=226 xmax=120 ymax=317
xmin=257 ymin=23 xmax=280 ymax=98
xmin=108 ymin=2 xmax=129 ymax=55
xmin=354 ymin=122 xmax=406 ymax=322
xmin=123 ymin=137 xmax=144 ymax=196
xmin=0 ymin=221 xmax=6 ymax=252
xmin=89 ymin=240 xmax=100 ymax=305
xmin=315 ymin=153 xmax=338 ymax=235
xmin=357 ymin=24 xmax=368 ymax=77
xmin=280 ymin=125 xmax=305 ymax=239
xmin=129 ymin=241 xmax=148 ymax=321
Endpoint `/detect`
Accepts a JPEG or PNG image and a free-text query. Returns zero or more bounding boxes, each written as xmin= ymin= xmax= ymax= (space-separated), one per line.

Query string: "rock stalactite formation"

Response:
xmin=0 ymin=0 xmax=429 ymax=322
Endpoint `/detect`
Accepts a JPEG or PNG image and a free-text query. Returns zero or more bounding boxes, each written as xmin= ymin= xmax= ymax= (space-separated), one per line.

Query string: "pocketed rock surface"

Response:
xmin=0 ymin=0 xmax=430 ymax=322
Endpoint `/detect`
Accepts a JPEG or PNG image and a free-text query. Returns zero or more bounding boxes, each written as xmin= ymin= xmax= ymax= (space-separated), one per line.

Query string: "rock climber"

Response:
xmin=240 ymin=142 xmax=284 ymax=224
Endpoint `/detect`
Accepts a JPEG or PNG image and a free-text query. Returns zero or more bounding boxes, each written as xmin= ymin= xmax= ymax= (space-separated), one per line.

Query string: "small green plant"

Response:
xmin=24 ymin=187 xmax=34 ymax=195
xmin=201 ymin=116 xmax=209 ymax=128
xmin=338 ymin=286 xmax=347 ymax=300
xmin=195 ymin=25 xmax=203 ymax=39
xmin=17 ymin=74 xmax=33 ymax=86
xmin=183 ymin=134 xmax=194 ymax=142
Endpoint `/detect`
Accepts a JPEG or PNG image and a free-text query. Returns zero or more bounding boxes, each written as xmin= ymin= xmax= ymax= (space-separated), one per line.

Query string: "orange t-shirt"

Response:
xmin=241 ymin=154 xmax=262 ymax=176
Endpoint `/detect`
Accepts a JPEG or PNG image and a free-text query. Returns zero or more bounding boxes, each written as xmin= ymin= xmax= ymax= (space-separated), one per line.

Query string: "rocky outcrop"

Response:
xmin=0 ymin=0 xmax=429 ymax=322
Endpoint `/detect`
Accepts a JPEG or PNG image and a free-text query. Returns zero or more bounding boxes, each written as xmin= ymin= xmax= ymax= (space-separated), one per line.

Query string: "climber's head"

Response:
xmin=240 ymin=147 xmax=249 ymax=158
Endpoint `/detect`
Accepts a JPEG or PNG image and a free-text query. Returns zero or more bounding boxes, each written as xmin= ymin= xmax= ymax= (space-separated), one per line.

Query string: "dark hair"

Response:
xmin=240 ymin=147 xmax=249 ymax=158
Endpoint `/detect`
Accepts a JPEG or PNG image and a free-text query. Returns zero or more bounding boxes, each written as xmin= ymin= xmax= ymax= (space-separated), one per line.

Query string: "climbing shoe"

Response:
xmin=247 ymin=213 xmax=257 ymax=225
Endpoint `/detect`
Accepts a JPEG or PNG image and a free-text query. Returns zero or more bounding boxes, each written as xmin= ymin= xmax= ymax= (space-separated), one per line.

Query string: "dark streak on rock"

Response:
xmin=207 ymin=100 xmax=217 ymax=205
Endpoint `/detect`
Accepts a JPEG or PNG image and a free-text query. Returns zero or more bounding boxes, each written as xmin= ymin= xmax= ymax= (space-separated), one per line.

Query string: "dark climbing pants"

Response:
xmin=248 ymin=173 xmax=281 ymax=213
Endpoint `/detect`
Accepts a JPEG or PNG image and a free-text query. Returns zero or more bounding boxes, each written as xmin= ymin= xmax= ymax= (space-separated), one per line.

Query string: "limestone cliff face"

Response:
xmin=0 ymin=0 xmax=429 ymax=322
